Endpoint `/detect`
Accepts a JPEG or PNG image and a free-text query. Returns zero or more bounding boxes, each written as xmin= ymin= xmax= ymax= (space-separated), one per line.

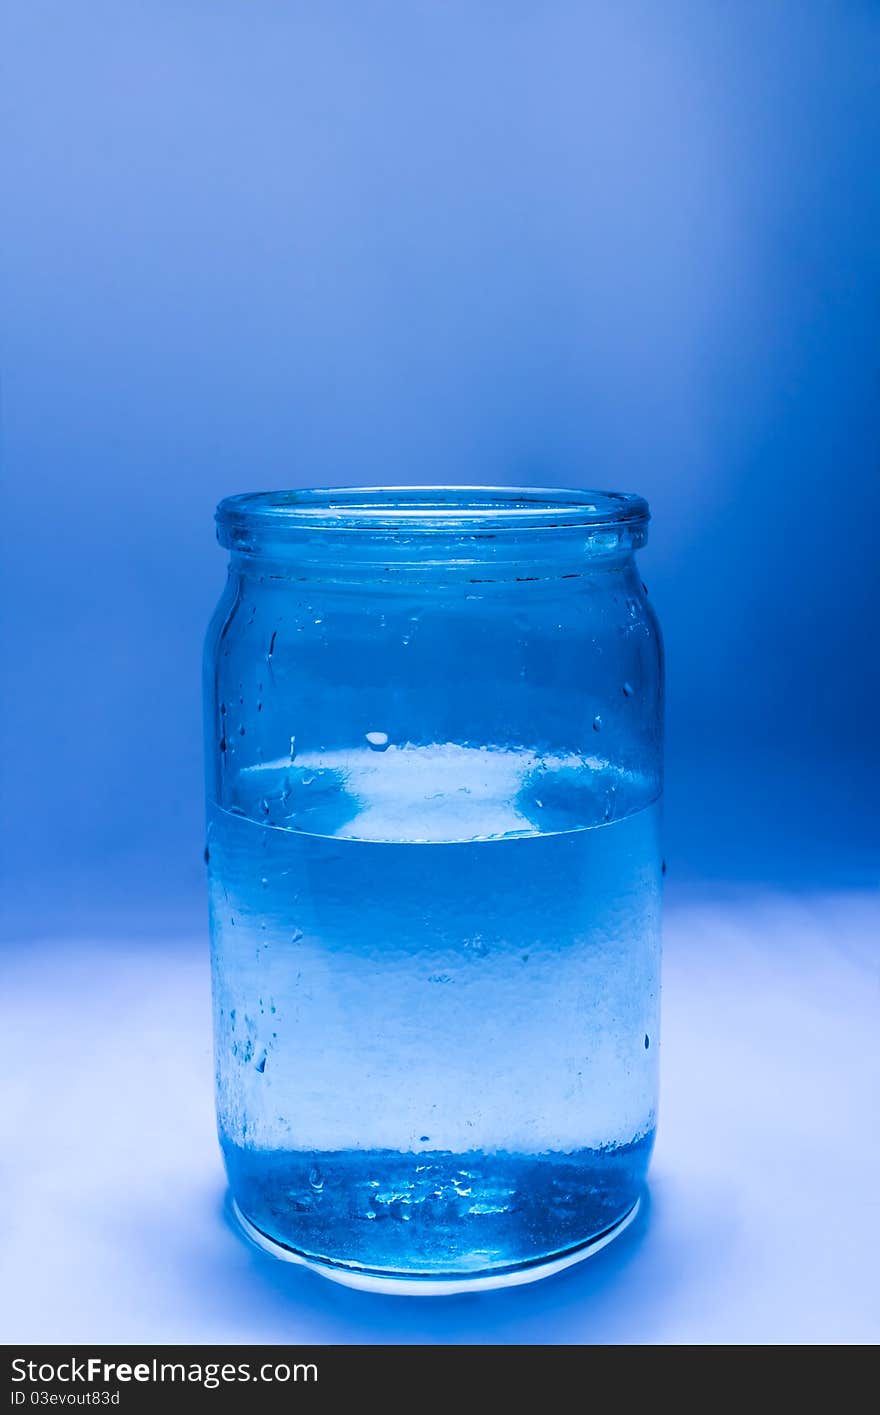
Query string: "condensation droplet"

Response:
xmin=365 ymin=730 xmax=390 ymax=751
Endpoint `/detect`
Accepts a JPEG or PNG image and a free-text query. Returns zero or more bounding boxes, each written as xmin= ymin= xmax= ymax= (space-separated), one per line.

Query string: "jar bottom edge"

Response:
xmin=230 ymin=1195 xmax=642 ymax=1296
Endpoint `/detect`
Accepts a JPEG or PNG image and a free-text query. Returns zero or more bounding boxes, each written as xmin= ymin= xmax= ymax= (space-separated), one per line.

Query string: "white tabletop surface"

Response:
xmin=2 ymin=887 xmax=877 ymax=1345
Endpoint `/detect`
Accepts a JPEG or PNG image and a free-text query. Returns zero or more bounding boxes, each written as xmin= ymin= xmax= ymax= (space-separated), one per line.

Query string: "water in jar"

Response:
xmin=208 ymin=739 xmax=660 ymax=1279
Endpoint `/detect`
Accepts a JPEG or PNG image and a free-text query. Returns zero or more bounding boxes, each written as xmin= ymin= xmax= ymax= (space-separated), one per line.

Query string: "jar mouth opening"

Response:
xmin=216 ymin=486 xmax=649 ymax=537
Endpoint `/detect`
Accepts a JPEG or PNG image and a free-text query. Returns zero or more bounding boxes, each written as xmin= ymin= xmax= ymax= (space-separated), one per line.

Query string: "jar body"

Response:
xmin=204 ymin=489 xmax=663 ymax=1291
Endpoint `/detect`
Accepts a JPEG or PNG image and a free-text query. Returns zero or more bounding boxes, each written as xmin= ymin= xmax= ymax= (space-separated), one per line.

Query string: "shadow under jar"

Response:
xmin=204 ymin=487 xmax=664 ymax=1293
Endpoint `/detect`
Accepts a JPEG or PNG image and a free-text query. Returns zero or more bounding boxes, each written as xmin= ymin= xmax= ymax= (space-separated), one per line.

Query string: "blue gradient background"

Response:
xmin=1 ymin=1 xmax=878 ymax=1343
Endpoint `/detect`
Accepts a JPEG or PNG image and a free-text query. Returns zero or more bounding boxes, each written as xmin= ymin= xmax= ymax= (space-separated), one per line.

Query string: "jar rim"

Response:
xmin=216 ymin=485 xmax=649 ymax=538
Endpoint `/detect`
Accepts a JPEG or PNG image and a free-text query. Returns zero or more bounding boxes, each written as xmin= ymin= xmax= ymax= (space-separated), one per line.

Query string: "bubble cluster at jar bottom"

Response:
xmin=208 ymin=745 xmax=661 ymax=1278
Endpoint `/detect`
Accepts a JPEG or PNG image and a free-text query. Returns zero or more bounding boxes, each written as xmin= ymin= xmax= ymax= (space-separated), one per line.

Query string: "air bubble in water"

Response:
xmin=365 ymin=731 xmax=390 ymax=751
xmin=592 ymin=715 xmax=602 ymax=732
xmin=309 ymin=1166 xmax=324 ymax=1191
xmin=622 ymin=682 xmax=634 ymax=697
xmin=291 ymin=927 xmax=304 ymax=943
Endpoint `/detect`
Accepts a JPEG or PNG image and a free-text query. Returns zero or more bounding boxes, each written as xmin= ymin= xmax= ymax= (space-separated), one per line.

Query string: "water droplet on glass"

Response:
xmin=365 ymin=731 xmax=390 ymax=751
xmin=254 ymin=1049 xmax=267 ymax=1073
xmin=592 ymin=715 xmax=602 ymax=732
xmin=314 ymin=617 xmax=323 ymax=626
xmin=644 ymin=1034 xmax=650 ymax=1050
xmin=291 ymin=927 xmax=304 ymax=943
xmin=289 ymin=735 xmax=296 ymax=762
xmin=622 ymin=681 xmax=634 ymax=697
xmin=419 ymin=1136 xmax=430 ymax=1143
xmin=309 ymin=1166 xmax=324 ymax=1191
xmin=662 ymin=858 xmax=667 ymax=876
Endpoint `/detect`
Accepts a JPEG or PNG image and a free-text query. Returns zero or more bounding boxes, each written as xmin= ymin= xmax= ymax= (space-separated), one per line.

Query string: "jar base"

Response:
xmin=231 ymin=1194 xmax=641 ymax=1295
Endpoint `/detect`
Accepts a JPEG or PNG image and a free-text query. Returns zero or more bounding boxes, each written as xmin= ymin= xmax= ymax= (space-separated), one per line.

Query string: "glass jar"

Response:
xmin=204 ymin=487 xmax=663 ymax=1293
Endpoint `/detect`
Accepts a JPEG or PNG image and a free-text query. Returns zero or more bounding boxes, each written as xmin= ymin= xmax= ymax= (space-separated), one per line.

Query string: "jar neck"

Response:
xmin=225 ymin=525 xmax=645 ymax=587
xmin=216 ymin=487 xmax=649 ymax=585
